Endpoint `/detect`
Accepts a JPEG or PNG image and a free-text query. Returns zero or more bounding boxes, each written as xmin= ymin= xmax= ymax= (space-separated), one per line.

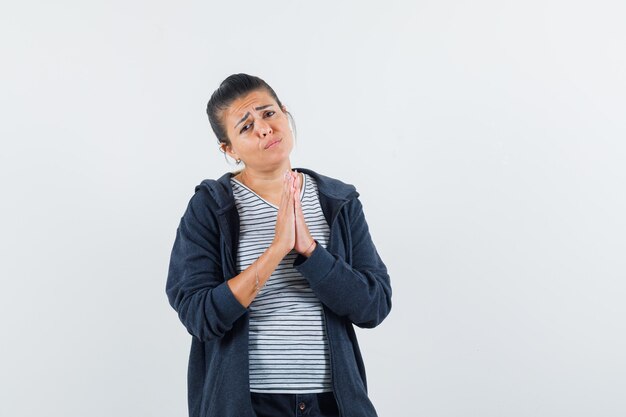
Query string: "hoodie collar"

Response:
xmin=196 ymin=167 xmax=359 ymax=213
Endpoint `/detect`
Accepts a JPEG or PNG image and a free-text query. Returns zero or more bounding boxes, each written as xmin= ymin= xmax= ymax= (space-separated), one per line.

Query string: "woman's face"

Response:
xmin=221 ymin=89 xmax=294 ymax=170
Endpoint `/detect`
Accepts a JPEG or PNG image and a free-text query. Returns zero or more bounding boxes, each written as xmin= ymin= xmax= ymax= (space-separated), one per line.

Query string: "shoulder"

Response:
xmin=297 ymin=167 xmax=360 ymax=200
xmin=190 ymin=171 xmax=236 ymax=212
xmin=179 ymin=173 xmax=233 ymax=222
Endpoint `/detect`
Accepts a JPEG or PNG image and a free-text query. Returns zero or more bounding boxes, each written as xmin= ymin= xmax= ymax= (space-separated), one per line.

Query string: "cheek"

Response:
xmin=285 ymin=137 xmax=295 ymax=152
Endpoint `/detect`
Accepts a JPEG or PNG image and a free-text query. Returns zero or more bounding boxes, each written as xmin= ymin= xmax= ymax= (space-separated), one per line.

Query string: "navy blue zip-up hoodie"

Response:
xmin=166 ymin=167 xmax=392 ymax=417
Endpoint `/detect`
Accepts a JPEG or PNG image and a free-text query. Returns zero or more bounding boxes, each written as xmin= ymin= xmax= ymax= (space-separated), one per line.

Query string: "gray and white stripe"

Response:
xmin=230 ymin=172 xmax=333 ymax=393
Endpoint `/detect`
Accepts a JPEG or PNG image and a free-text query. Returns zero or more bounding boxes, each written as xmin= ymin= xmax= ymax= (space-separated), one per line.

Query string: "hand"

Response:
xmin=271 ymin=170 xmax=296 ymax=257
xmin=292 ymin=170 xmax=316 ymax=257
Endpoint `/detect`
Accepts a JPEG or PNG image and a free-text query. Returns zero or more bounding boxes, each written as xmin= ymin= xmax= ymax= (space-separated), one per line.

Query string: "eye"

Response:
xmin=240 ymin=111 xmax=275 ymax=134
xmin=240 ymin=123 xmax=252 ymax=134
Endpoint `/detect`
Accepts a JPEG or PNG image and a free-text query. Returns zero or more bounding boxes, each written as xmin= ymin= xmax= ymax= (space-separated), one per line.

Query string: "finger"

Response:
xmin=294 ymin=187 xmax=303 ymax=218
xmin=296 ymin=173 xmax=303 ymax=201
xmin=293 ymin=174 xmax=300 ymax=198
xmin=285 ymin=171 xmax=293 ymax=196
xmin=295 ymin=184 xmax=302 ymax=207
xmin=283 ymin=174 xmax=290 ymax=197
xmin=278 ymin=180 xmax=287 ymax=211
xmin=291 ymin=170 xmax=299 ymax=193
xmin=287 ymin=175 xmax=295 ymax=204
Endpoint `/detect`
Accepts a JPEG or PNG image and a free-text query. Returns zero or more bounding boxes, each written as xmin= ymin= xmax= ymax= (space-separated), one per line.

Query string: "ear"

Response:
xmin=281 ymin=104 xmax=288 ymax=114
xmin=221 ymin=142 xmax=239 ymax=160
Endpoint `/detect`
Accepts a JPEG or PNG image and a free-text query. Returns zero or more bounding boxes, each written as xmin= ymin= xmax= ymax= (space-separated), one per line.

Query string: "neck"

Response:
xmin=236 ymin=161 xmax=293 ymax=195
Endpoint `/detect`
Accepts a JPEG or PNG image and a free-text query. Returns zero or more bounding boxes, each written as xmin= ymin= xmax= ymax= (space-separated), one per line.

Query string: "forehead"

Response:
xmin=225 ymin=89 xmax=276 ymax=119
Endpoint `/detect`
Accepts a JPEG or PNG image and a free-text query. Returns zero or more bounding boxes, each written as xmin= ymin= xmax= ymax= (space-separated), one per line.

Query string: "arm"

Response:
xmin=165 ymin=189 xmax=285 ymax=341
xmin=293 ymin=196 xmax=392 ymax=328
xmin=165 ymin=189 xmax=247 ymax=341
xmin=166 ymin=188 xmax=284 ymax=341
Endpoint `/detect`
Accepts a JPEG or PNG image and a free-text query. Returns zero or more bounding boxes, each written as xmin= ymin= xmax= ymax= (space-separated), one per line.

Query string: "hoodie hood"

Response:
xmin=195 ymin=167 xmax=359 ymax=213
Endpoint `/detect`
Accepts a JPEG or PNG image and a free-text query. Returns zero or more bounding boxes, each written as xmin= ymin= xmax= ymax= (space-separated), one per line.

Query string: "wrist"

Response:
xmin=302 ymin=239 xmax=317 ymax=258
xmin=269 ymin=241 xmax=290 ymax=259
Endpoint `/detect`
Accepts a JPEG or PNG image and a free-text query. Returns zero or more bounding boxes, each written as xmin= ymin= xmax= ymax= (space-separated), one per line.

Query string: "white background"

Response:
xmin=2 ymin=1 xmax=625 ymax=416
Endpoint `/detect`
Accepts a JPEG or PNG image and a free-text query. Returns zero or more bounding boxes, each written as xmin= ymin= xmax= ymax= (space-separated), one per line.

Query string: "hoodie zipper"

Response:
xmin=323 ymin=306 xmax=344 ymax=417
xmin=323 ymin=196 xmax=352 ymax=417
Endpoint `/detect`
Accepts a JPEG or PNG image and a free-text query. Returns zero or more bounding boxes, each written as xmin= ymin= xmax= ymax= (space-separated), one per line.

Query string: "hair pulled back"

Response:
xmin=206 ymin=73 xmax=297 ymax=160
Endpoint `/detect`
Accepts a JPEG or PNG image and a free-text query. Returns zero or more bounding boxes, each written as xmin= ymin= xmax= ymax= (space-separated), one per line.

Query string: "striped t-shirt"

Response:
xmin=230 ymin=171 xmax=333 ymax=393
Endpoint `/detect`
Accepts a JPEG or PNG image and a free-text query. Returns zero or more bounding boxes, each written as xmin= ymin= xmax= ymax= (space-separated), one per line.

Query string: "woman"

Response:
xmin=166 ymin=73 xmax=392 ymax=417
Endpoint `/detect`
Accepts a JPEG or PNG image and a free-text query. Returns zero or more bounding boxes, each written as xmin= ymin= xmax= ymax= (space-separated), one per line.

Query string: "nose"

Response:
xmin=256 ymin=119 xmax=272 ymax=137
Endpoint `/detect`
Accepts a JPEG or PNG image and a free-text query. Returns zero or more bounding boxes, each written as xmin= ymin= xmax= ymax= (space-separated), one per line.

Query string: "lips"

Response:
xmin=264 ymin=138 xmax=281 ymax=149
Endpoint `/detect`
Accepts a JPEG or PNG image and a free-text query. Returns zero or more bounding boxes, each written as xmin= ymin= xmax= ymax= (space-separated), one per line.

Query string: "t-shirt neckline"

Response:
xmin=230 ymin=171 xmax=306 ymax=210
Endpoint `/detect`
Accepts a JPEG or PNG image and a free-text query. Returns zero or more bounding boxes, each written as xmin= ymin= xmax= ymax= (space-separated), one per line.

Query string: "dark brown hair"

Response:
xmin=206 ymin=73 xmax=297 ymax=161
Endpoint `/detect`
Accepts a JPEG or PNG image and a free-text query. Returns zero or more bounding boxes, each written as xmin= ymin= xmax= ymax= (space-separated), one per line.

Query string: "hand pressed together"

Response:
xmin=271 ymin=170 xmax=316 ymax=258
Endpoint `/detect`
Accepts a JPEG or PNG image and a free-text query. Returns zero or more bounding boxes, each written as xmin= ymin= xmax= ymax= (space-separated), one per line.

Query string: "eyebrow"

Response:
xmin=234 ymin=104 xmax=274 ymax=129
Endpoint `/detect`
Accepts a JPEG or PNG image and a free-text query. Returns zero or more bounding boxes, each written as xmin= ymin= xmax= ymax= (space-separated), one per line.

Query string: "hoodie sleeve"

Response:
xmin=293 ymin=196 xmax=392 ymax=328
xmin=166 ymin=188 xmax=248 ymax=341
